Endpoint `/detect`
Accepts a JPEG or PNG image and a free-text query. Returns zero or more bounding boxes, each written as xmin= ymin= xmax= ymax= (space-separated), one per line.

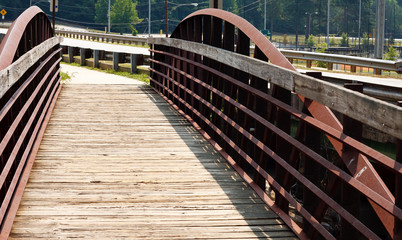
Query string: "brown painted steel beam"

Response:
xmin=149 ymin=48 xmax=402 ymax=238
xmin=171 ymin=9 xmax=396 ymax=237
xmin=0 ymin=6 xmax=53 ymax=71
xmin=148 ymin=62 xmax=391 ymax=239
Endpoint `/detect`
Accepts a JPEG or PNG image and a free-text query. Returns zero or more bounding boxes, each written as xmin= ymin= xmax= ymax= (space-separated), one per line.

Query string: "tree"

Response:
xmin=223 ymin=0 xmax=238 ymax=13
xmin=110 ymin=0 xmax=141 ymax=34
xmin=55 ymin=0 xmax=95 ymax=25
xmin=0 ymin=0 xmax=28 ymax=21
xmin=340 ymin=32 xmax=349 ymax=46
xmin=385 ymin=46 xmax=398 ymax=60
xmin=315 ymin=42 xmax=328 ymax=67
xmin=307 ymin=34 xmax=315 ymax=47
xmin=95 ymin=0 xmax=115 ymax=24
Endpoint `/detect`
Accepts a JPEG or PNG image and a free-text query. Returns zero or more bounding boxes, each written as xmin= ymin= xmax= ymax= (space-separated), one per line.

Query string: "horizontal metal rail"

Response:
xmin=56 ymin=29 xmax=148 ymax=46
xmin=313 ymin=74 xmax=402 ymax=102
xmin=149 ymin=37 xmax=402 ymax=140
xmin=280 ymin=49 xmax=402 ymax=74
xmin=149 ymin=36 xmax=402 ymax=239
xmin=0 ymin=7 xmax=62 ymax=239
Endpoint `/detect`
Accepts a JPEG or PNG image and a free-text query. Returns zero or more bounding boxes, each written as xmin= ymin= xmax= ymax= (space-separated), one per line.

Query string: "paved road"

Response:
xmin=60 ymin=64 xmax=144 ymax=85
xmin=299 ymin=69 xmax=402 ymax=88
xmin=2 ymin=27 xmax=400 ymax=89
xmin=61 ymin=38 xmax=149 ymax=56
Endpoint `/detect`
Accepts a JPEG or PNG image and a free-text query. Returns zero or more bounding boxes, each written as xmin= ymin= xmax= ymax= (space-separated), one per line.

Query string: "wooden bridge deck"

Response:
xmin=9 ymin=82 xmax=296 ymax=239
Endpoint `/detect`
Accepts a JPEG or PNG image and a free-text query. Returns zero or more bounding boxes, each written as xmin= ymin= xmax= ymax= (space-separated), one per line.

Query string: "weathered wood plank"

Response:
xmin=0 ymin=37 xmax=62 ymax=99
xmin=10 ymin=84 xmax=295 ymax=239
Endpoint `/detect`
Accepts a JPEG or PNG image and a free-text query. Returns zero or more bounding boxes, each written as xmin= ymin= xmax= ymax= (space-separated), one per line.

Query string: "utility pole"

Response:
xmin=374 ymin=0 xmax=385 ymax=60
xmin=165 ymin=0 xmax=168 ymax=37
xmin=327 ymin=0 xmax=330 ymax=46
xmin=295 ymin=0 xmax=299 ymax=50
xmin=148 ymin=0 xmax=151 ymax=36
xmin=209 ymin=0 xmax=222 ymax=9
xmin=108 ymin=0 xmax=111 ymax=33
xmin=358 ymin=0 xmax=361 ymax=49
xmin=52 ymin=0 xmax=55 ymax=32
xmin=264 ymin=0 xmax=266 ymax=30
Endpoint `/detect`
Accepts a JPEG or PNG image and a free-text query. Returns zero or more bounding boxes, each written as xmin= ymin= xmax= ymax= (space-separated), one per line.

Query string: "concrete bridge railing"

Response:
xmin=0 ymin=7 xmax=61 ymax=239
xmin=148 ymin=9 xmax=402 ymax=240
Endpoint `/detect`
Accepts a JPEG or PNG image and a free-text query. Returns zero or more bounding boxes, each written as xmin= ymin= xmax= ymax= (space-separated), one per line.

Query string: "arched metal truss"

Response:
xmin=0 ymin=6 xmax=53 ymax=71
xmin=150 ymin=8 xmax=402 ymax=239
xmin=0 ymin=7 xmax=61 ymax=239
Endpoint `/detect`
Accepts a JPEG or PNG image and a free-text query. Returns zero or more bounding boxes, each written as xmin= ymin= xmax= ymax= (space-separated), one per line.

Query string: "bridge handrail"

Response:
xmin=149 ymin=36 xmax=402 ymax=239
xmin=56 ymin=29 xmax=148 ymax=46
xmin=0 ymin=37 xmax=62 ymax=99
xmin=279 ymin=49 xmax=402 ymax=74
xmin=0 ymin=7 xmax=62 ymax=239
xmin=149 ymin=37 xmax=401 ymax=140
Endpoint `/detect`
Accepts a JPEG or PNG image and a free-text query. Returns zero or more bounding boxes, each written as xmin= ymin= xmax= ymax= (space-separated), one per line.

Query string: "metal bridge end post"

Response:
xmin=340 ymin=83 xmax=364 ymax=239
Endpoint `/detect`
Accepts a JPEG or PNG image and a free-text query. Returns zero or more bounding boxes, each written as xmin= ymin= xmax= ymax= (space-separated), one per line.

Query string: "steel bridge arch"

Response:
xmin=168 ymin=8 xmax=396 ymax=238
xmin=0 ymin=6 xmax=53 ymax=71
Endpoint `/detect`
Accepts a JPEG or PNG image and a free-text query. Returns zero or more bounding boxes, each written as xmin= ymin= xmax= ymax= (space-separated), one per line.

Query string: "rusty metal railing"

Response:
xmin=0 ymin=7 xmax=61 ymax=239
xmin=148 ymin=9 xmax=402 ymax=240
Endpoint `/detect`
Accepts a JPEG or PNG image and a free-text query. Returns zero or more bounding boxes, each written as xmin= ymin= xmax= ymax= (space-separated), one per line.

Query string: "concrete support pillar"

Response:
xmin=68 ymin=47 xmax=74 ymax=64
xmin=80 ymin=48 xmax=86 ymax=66
xmin=93 ymin=50 xmax=100 ymax=68
xmin=113 ymin=52 xmax=119 ymax=71
xmin=130 ymin=54 xmax=138 ymax=74
xmin=306 ymin=60 xmax=312 ymax=68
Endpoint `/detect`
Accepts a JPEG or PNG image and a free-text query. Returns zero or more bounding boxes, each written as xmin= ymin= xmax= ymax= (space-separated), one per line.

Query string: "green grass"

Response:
xmin=63 ymin=62 xmax=150 ymax=84
xmin=60 ymin=71 xmax=71 ymax=84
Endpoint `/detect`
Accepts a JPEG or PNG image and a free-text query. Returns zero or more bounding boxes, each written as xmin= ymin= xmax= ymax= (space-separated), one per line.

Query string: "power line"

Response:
xmin=242 ymin=4 xmax=260 ymax=15
xmin=232 ymin=0 xmax=260 ymax=13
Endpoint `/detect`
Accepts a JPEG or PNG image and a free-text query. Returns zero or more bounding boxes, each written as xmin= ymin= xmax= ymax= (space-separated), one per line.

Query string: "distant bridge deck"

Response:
xmin=8 ymin=67 xmax=295 ymax=239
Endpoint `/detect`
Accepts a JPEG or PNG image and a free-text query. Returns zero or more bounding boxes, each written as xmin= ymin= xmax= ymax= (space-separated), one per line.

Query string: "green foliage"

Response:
xmin=131 ymin=26 xmax=138 ymax=36
xmin=340 ymin=33 xmax=349 ymax=47
xmin=110 ymin=0 xmax=141 ymax=33
xmin=330 ymin=37 xmax=336 ymax=47
xmin=389 ymin=35 xmax=395 ymax=45
xmin=60 ymin=71 xmax=71 ymax=84
xmin=306 ymin=35 xmax=315 ymax=48
xmin=2 ymin=0 xmax=402 ymax=40
xmin=315 ymin=42 xmax=328 ymax=68
xmin=362 ymin=33 xmax=370 ymax=46
xmin=385 ymin=46 xmax=398 ymax=61
xmin=95 ymin=0 xmax=114 ymax=24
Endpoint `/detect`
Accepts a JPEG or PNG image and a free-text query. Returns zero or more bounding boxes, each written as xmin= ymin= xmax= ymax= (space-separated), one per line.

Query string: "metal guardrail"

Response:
xmin=0 ymin=7 xmax=62 ymax=239
xmin=56 ymin=29 xmax=148 ymax=46
xmin=149 ymin=8 xmax=402 ymax=240
xmin=280 ymin=49 xmax=402 ymax=74
xmin=53 ymin=29 xmax=402 ymax=77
